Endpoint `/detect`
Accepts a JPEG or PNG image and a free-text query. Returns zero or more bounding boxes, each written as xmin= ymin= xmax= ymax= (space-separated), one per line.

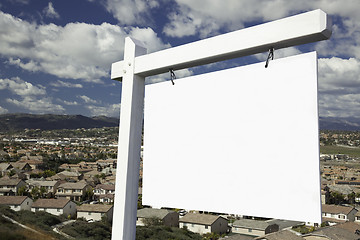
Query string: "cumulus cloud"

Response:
xmin=0 ymin=77 xmax=66 ymax=114
xmin=164 ymin=0 xmax=360 ymax=41
xmin=78 ymin=95 xmax=98 ymax=104
xmin=0 ymin=77 xmax=46 ymax=96
xmin=61 ymin=100 xmax=79 ymax=106
xmin=0 ymin=105 xmax=8 ymax=114
xmin=6 ymin=96 xmax=65 ymax=114
xmin=102 ymin=0 xmax=159 ymax=25
xmin=318 ymin=57 xmax=360 ymax=118
xmin=43 ymin=2 xmax=60 ymax=19
xmin=146 ymin=68 xmax=193 ymax=84
xmin=86 ymin=103 xmax=120 ymax=117
xmin=0 ymin=11 xmax=169 ymax=83
xmin=50 ymin=80 xmax=83 ymax=88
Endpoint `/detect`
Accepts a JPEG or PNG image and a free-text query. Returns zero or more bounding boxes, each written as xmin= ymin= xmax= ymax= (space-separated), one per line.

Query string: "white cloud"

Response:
xmin=86 ymin=103 xmax=120 ymax=117
xmin=78 ymin=95 xmax=98 ymax=104
xmin=0 ymin=77 xmax=66 ymax=114
xmin=146 ymin=68 xmax=193 ymax=84
xmin=102 ymin=0 xmax=159 ymax=25
xmin=318 ymin=57 xmax=360 ymax=118
xmin=0 ymin=77 xmax=46 ymax=96
xmin=254 ymin=47 xmax=302 ymax=61
xmin=50 ymin=80 xmax=83 ymax=88
xmin=61 ymin=100 xmax=79 ymax=106
xmin=6 ymin=96 xmax=65 ymax=114
xmin=43 ymin=2 xmax=60 ymax=19
xmin=164 ymin=0 xmax=360 ymax=41
xmin=0 ymin=105 xmax=8 ymax=114
xmin=0 ymin=11 xmax=169 ymax=83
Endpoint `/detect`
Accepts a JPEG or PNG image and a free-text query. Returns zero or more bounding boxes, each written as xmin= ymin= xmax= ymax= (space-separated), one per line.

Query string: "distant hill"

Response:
xmin=1 ymin=114 xmax=359 ymax=132
xmin=0 ymin=113 xmax=119 ymax=131
xmin=319 ymin=117 xmax=360 ymax=131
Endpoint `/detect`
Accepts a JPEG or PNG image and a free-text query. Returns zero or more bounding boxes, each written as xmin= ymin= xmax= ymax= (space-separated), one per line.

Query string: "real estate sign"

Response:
xmin=142 ymin=51 xmax=321 ymax=223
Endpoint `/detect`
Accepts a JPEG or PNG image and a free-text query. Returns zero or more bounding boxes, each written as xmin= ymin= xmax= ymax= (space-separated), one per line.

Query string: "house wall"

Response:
xmin=20 ymin=198 xmax=33 ymax=211
xmin=232 ymin=226 xmax=264 ymax=236
xmin=180 ymin=222 xmax=211 ymax=235
xmin=210 ymin=217 xmax=228 ymax=234
xmin=136 ymin=217 xmax=145 ymax=226
xmin=9 ymin=198 xmax=33 ymax=212
xmin=63 ymin=201 xmax=76 ymax=217
xmin=163 ymin=211 xmax=179 ymax=227
xmin=348 ymin=209 xmax=357 ymax=221
xmin=78 ymin=211 xmax=103 ymax=221
xmin=106 ymin=207 xmax=113 ymax=222
xmin=31 ymin=202 xmax=76 ymax=217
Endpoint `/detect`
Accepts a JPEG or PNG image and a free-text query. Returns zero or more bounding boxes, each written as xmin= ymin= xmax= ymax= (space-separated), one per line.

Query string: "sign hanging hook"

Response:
xmin=265 ymin=48 xmax=275 ymax=68
xmin=169 ymin=68 xmax=176 ymax=85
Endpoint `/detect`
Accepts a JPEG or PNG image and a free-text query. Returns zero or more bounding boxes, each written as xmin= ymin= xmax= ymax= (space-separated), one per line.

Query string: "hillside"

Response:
xmin=1 ymin=114 xmax=360 ymax=132
xmin=319 ymin=117 xmax=360 ymax=131
xmin=0 ymin=113 xmax=119 ymax=131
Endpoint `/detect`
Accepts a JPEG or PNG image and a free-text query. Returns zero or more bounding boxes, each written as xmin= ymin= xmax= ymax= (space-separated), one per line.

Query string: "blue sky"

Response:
xmin=0 ymin=0 xmax=359 ymax=118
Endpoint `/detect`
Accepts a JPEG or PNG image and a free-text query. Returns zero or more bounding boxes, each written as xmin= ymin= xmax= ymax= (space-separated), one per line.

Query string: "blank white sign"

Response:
xmin=142 ymin=52 xmax=321 ymax=223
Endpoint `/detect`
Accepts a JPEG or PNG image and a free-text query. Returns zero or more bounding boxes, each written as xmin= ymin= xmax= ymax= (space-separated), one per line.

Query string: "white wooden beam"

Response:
xmin=111 ymin=37 xmax=146 ymax=240
xmin=111 ymin=9 xmax=331 ymax=80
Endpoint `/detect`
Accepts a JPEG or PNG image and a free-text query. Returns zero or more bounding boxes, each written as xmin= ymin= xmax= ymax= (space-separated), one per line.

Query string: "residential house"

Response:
xmin=0 ymin=196 xmax=33 ymax=211
xmin=136 ymin=208 xmax=179 ymax=227
xmin=0 ymin=178 xmax=26 ymax=196
xmin=232 ymin=219 xmax=279 ymax=237
xmin=94 ymin=184 xmax=115 ymax=203
xmin=31 ymin=198 xmax=76 ymax=217
xmin=179 ymin=213 xmax=228 ymax=235
xmin=26 ymin=179 xmax=60 ymax=197
xmin=322 ymin=204 xmax=358 ymax=225
xmin=56 ymin=181 xmax=91 ymax=201
xmin=18 ymin=154 xmax=43 ymax=169
xmin=303 ymin=221 xmax=360 ymax=240
xmin=255 ymin=229 xmax=304 ymax=240
xmin=0 ymin=163 xmax=13 ymax=176
xmin=11 ymin=162 xmax=32 ymax=171
xmin=0 ymin=150 xmax=9 ymax=160
xmin=55 ymin=170 xmax=83 ymax=181
xmin=96 ymin=159 xmax=117 ymax=170
xmin=77 ymin=204 xmax=113 ymax=222
xmin=355 ymin=211 xmax=360 ymax=223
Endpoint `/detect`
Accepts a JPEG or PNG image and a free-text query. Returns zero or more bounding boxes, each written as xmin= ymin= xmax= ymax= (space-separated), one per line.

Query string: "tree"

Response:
xmin=330 ymin=191 xmax=345 ymax=205
xmin=17 ymin=186 xmax=27 ymax=196
xmin=143 ymin=217 xmax=163 ymax=227
xmin=348 ymin=192 xmax=355 ymax=204
xmin=31 ymin=187 xmax=40 ymax=200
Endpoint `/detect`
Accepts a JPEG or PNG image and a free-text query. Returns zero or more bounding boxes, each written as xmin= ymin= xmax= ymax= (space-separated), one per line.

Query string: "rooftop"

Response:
xmin=58 ymin=181 xmax=88 ymax=189
xmin=0 ymin=178 xmax=23 ymax=186
xmin=32 ymin=198 xmax=70 ymax=208
xmin=0 ymin=196 xmax=30 ymax=205
xmin=137 ymin=208 xmax=175 ymax=219
xmin=233 ymin=219 xmax=271 ymax=230
xmin=179 ymin=213 xmax=226 ymax=225
xmin=77 ymin=204 xmax=113 ymax=213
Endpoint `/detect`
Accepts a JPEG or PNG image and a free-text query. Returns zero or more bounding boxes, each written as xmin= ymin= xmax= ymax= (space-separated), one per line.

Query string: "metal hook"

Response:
xmin=265 ymin=48 xmax=274 ymax=68
xmin=169 ymin=68 xmax=176 ymax=85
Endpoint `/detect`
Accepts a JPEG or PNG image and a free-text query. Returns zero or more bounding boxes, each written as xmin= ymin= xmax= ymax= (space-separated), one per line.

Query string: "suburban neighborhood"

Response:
xmin=2 ymin=128 xmax=360 ymax=239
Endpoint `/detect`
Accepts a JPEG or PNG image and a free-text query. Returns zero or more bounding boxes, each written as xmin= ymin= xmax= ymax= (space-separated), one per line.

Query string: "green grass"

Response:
xmin=320 ymin=145 xmax=360 ymax=158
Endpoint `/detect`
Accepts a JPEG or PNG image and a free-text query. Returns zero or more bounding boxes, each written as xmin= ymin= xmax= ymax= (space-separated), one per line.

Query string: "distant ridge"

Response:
xmin=319 ymin=117 xmax=360 ymax=131
xmin=1 ymin=114 xmax=359 ymax=132
xmin=0 ymin=113 xmax=119 ymax=131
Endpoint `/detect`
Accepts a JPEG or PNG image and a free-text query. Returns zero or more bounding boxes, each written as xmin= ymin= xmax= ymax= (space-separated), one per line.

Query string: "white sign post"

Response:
xmin=111 ymin=9 xmax=331 ymax=240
